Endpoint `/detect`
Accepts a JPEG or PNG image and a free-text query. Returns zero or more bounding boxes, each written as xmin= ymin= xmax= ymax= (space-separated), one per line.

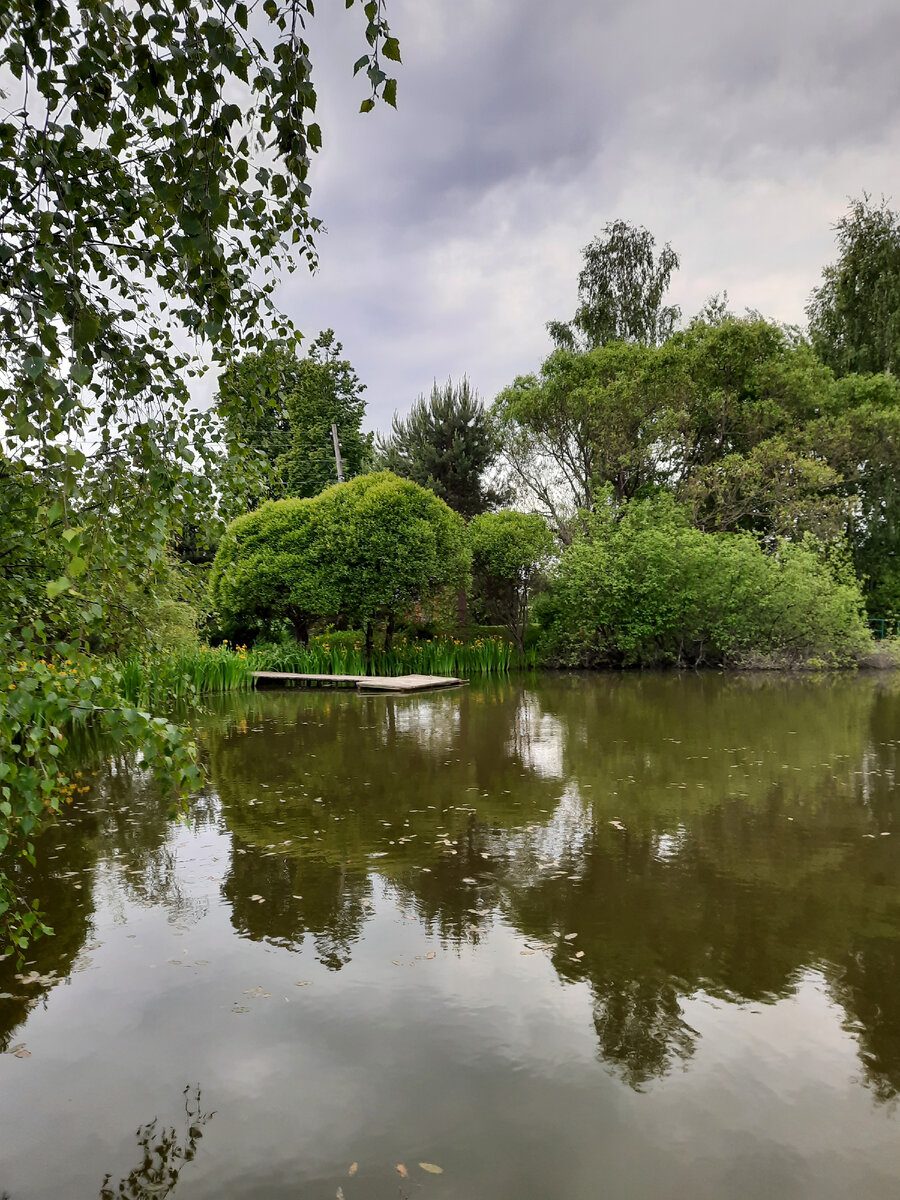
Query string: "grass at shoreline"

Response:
xmin=117 ymin=632 xmax=534 ymax=708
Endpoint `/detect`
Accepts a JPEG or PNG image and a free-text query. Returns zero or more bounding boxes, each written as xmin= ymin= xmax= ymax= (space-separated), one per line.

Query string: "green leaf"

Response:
xmin=45 ymin=577 xmax=72 ymax=600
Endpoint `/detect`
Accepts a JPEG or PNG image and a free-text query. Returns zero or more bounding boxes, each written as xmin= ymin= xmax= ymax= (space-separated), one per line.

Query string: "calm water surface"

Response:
xmin=3 ymin=673 xmax=900 ymax=1199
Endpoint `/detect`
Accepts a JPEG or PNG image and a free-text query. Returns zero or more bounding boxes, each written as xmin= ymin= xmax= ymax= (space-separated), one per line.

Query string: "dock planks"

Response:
xmin=251 ymin=671 xmax=468 ymax=694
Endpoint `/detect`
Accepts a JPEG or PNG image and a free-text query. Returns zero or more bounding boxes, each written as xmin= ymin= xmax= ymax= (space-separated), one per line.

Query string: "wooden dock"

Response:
xmin=251 ymin=671 xmax=468 ymax=694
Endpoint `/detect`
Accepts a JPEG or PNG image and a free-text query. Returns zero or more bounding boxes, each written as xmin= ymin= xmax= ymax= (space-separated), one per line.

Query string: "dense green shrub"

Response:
xmin=210 ymin=472 xmax=469 ymax=656
xmin=540 ymin=498 xmax=871 ymax=668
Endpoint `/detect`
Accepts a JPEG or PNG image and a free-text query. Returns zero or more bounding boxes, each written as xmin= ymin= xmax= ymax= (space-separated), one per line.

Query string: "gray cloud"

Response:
xmin=274 ymin=0 xmax=900 ymax=431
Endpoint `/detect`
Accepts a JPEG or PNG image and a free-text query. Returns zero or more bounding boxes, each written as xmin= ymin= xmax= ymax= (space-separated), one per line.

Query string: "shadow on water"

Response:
xmin=4 ymin=672 xmax=900 ymax=1101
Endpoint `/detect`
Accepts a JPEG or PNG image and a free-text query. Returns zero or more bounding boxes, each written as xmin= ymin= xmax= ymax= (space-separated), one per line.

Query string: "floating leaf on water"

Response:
xmin=336 ymin=1188 xmax=344 ymax=1199
xmin=295 ymin=981 xmax=312 ymax=987
xmin=426 ymin=952 xmax=436 ymax=960
xmin=392 ymin=960 xmax=401 ymax=966
xmin=396 ymin=1164 xmax=408 ymax=1178
xmin=13 ymin=1048 xmax=31 ymax=1058
xmin=419 ymin=1163 xmax=443 ymax=1174
xmin=574 ymin=951 xmax=585 ymax=959
xmin=520 ymin=950 xmax=534 ymax=956
xmin=348 ymin=1162 xmax=358 ymax=1176
xmin=232 ymin=1005 xmax=251 ymax=1013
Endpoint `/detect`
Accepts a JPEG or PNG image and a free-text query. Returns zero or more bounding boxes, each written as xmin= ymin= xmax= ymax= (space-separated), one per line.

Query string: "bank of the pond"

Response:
xmin=118 ymin=629 xmax=900 ymax=712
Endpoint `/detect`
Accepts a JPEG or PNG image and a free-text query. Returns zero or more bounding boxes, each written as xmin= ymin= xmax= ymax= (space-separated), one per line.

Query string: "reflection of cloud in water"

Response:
xmin=512 ymin=785 xmax=591 ymax=868
xmin=507 ymin=692 xmax=565 ymax=779
xmin=653 ymin=827 xmax=688 ymax=862
xmin=373 ymin=695 xmax=461 ymax=749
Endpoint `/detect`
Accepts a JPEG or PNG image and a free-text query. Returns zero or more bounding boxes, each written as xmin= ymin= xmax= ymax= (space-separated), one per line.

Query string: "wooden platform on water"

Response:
xmin=251 ymin=671 xmax=468 ymax=694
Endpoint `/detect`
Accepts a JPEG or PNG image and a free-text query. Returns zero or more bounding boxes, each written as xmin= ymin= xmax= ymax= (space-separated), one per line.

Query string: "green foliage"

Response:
xmin=0 ymin=0 xmax=400 ymax=953
xmin=280 ymin=331 xmax=373 ymax=497
xmin=219 ymin=332 xmax=373 ymax=503
xmin=540 ymin=497 xmax=871 ymax=669
xmin=494 ymin=341 xmax=685 ymax=535
xmin=495 ymin=314 xmax=900 ymax=607
xmin=548 ymin=220 xmax=681 ymax=351
xmin=673 ymin=316 xmax=835 ymax=470
xmin=807 ymin=195 xmax=900 ymax=376
xmin=805 ymin=372 xmax=900 ymax=614
xmin=0 ymin=646 xmax=200 ymax=960
xmin=211 ymin=473 xmax=469 ymax=658
xmin=118 ymin=644 xmax=255 ymax=710
xmin=251 ymin=631 xmax=530 ymax=676
xmin=682 ymin=437 xmax=846 ymax=542
xmin=378 ymin=378 xmax=502 ymax=517
xmin=469 ymin=511 xmax=554 ymax=651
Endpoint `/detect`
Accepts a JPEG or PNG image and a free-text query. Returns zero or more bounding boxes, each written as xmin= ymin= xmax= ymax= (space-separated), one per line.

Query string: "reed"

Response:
xmin=252 ymin=632 xmax=532 ymax=677
xmin=119 ymin=632 xmax=533 ymax=708
xmin=117 ymin=643 xmax=255 ymax=708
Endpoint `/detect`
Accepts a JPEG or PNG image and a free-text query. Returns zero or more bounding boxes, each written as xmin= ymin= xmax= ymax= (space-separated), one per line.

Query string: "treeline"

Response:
xmin=204 ymin=196 xmax=900 ymax=668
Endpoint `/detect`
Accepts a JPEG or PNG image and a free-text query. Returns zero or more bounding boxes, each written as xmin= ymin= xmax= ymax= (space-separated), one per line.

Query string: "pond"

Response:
xmin=3 ymin=673 xmax=900 ymax=1199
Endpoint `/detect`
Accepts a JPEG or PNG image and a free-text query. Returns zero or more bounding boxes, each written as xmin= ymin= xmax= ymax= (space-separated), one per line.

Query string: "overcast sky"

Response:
xmin=275 ymin=0 xmax=900 ymax=433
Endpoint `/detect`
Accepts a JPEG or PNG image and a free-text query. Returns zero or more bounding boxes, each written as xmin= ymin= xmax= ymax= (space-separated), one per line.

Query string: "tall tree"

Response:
xmin=279 ymin=330 xmax=373 ymax=498
xmin=548 ymin=220 xmax=681 ymax=351
xmin=807 ymin=195 xmax=900 ymax=377
xmin=493 ymin=341 xmax=686 ymax=540
xmin=218 ymin=332 xmax=372 ymax=501
xmin=378 ymin=378 xmax=502 ymax=518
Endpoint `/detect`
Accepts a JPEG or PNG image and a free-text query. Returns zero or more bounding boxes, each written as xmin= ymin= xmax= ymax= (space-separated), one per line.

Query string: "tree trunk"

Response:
xmin=456 ymin=585 xmax=467 ymax=627
xmin=385 ymin=611 xmax=395 ymax=653
xmin=291 ymin=615 xmax=309 ymax=645
xmin=364 ymin=620 xmax=374 ymax=674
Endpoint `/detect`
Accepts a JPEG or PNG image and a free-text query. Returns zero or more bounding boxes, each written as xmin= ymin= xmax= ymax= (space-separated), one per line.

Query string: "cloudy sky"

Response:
xmin=277 ymin=0 xmax=900 ymax=433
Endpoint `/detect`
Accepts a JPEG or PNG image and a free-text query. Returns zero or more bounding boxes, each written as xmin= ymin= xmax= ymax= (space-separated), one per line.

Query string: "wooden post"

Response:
xmin=331 ymin=423 xmax=344 ymax=483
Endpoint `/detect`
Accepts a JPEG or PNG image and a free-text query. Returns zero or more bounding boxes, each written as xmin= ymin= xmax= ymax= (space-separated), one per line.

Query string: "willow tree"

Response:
xmin=807 ymin=195 xmax=900 ymax=377
xmin=548 ymin=220 xmax=681 ymax=351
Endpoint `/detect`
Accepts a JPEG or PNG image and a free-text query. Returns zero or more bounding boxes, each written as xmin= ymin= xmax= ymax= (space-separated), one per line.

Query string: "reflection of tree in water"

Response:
xmin=209 ymin=685 xmax=557 ymax=961
xmin=222 ymin=841 xmax=372 ymax=969
xmin=204 ymin=675 xmax=900 ymax=1097
xmin=99 ymin=1085 xmax=213 ymax=1200
xmin=831 ymin=940 xmax=900 ymax=1104
xmin=592 ymin=978 xmax=697 ymax=1090
xmin=0 ymin=748 xmax=217 ymax=1052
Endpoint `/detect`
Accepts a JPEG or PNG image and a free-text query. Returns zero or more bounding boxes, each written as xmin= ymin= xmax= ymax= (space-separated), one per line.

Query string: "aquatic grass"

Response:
xmin=119 ymin=633 xmax=533 ymax=706
xmin=251 ymin=632 xmax=531 ymax=678
xmin=117 ymin=644 xmax=255 ymax=708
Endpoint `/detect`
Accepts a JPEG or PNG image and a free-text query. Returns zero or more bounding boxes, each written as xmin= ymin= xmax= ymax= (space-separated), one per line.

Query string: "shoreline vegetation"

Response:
xmin=114 ymin=627 xmax=900 ymax=715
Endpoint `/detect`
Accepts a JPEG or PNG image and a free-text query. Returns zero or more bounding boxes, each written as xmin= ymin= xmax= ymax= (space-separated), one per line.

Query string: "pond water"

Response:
xmin=3 ymin=673 xmax=900 ymax=1199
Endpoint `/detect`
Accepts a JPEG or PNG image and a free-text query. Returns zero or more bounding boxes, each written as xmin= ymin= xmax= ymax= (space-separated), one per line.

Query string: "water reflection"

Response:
xmin=3 ymin=674 xmax=900 ymax=1111
xmin=201 ymin=675 xmax=900 ymax=1096
xmin=99 ymin=1086 xmax=214 ymax=1200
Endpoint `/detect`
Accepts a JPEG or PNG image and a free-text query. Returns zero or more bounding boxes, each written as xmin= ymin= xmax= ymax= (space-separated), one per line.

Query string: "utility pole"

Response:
xmin=331 ymin=423 xmax=344 ymax=483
